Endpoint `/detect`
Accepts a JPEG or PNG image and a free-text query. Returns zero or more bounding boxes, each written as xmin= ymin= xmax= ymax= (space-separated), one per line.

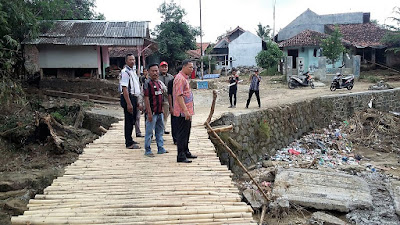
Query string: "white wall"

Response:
xmin=38 ymin=45 xmax=98 ymax=68
xmin=228 ymin=31 xmax=262 ymax=68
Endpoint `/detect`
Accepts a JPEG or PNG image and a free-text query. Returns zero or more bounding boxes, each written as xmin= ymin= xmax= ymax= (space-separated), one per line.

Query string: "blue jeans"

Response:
xmin=145 ymin=113 xmax=166 ymax=154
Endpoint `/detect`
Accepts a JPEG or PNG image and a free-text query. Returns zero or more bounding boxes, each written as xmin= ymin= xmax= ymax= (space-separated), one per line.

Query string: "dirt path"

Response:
xmin=190 ymin=77 xmax=400 ymax=125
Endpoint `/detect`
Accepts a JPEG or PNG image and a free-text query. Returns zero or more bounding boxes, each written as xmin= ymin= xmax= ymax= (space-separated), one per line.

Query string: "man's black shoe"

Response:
xmin=186 ymin=154 xmax=197 ymax=159
xmin=177 ymin=159 xmax=192 ymax=163
xmin=136 ymin=134 xmax=143 ymax=138
xmin=164 ymin=131 xmax=170 ymax=134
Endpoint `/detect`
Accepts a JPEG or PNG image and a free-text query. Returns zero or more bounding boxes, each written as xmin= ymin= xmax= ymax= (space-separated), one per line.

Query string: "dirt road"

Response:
xmin=190 ymin=77 xmax=400 ymax=125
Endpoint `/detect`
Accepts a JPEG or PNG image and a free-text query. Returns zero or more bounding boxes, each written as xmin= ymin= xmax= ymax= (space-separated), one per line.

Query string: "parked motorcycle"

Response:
xmin=288 ymin=71 xmax=315 ymax=89
xmin=330 ymin=72 xmax=354 ymax=91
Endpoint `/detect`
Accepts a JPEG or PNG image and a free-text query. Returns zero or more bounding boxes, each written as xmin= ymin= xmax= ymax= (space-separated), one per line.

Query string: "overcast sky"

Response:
xmin=95 ymin=0 xmax=399 ymax=43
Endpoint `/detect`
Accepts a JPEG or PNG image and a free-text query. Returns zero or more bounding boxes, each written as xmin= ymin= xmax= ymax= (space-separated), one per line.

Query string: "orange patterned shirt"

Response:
xmin=173 ymin=71 xmax=194 ymax=117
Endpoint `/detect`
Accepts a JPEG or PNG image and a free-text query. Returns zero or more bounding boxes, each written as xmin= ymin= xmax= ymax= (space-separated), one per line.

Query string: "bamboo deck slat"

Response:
xmin=11 ymin=120 xmax=255 ymax=224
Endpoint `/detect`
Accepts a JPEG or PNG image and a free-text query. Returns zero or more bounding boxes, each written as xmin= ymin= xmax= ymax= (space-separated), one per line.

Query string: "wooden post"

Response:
xmin=260 ymin=204 xmax=267 ymax=224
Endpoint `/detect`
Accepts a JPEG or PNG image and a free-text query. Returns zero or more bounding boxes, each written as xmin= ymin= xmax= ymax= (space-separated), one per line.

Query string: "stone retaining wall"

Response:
xmin=210 ymin=88 xmax=400 ymax=175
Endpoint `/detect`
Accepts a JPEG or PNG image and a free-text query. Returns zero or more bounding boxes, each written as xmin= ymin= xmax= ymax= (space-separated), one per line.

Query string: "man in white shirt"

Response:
xmin=119 ymin=54 xmax=141 ymax=149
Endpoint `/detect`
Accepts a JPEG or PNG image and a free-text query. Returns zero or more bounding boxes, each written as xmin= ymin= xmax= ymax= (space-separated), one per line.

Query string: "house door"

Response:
xmin=288 ymin=49 xmax=298 ymax=68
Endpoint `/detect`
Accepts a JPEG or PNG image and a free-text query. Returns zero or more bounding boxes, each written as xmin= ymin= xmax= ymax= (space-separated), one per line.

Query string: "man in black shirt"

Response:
xmin=228 ymin=68 xmax=239 ymax=108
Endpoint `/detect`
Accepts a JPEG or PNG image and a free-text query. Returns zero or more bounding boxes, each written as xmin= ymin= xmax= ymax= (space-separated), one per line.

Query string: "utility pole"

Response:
xmin=272 ymin=0 xmax=276 ymax=40
xmin=199 ymin=0 xmax=204 ymax=80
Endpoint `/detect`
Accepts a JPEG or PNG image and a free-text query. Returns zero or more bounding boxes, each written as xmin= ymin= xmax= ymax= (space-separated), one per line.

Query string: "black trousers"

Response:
xmin=121 ymin=94 xmax=137 ymax=147
xmin=176 ymin=116 xmax=191 ymax=160
xmin=246 ymin=90 xmax=260 ymax=107
xmin=229 ymin=89 xmax=237 ymax=106
xmin=171 ymin=115 xmax=178 ymax=144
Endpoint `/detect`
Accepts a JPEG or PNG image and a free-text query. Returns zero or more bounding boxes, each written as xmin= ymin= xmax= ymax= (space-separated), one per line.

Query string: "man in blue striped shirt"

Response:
xmin=246 ymin=69 xmax=261 ymax=108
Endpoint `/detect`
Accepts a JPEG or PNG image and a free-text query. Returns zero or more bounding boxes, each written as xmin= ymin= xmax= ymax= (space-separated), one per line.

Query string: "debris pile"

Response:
xmin=270 ymin=121 xmax=360 ymax=170
xmin=342 ymin=109 xmax=400 ymax=153
xmin=237 ymin=109 xmax=400 ymax=224
xmin=269 ymin=109 xmax=400 ymax=171
xmin=368 ymin=80 xmax=394 ymax=90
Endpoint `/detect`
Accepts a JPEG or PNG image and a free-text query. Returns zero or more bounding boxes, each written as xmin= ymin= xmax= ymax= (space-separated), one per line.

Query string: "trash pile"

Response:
xmin=271 ymin=121 xmax=362 ymax=170
xmin=269 ymin=109 xmax=400 ymax=172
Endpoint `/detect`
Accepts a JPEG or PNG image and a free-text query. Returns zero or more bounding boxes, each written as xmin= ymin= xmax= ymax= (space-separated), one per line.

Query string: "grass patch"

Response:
xmin=258 ymin=119 xmax=271 ymax=139
xmin=360 ymin=74 xmax=381 ymax=83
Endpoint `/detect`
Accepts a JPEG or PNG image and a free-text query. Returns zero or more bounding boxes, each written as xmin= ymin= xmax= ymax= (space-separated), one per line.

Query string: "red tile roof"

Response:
xmin=187 ymin=42 xmax=210 ymax=58
xmin=326 ymin=23 xmax=388 ymax=48
xmin=278 ymin=30 xmax=330 ymax=48
xmin=278 ymin=29 xmax=354 ymax=48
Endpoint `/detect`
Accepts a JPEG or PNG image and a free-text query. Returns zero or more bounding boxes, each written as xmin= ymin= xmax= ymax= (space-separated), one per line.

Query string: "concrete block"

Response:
xmin=388 ymin=179 xmax=400 ymax=216
xmin=272 ymin=168 xmax=372 ymax=212
xmin=242 ymin=188 xmax=267 ymax=209
xmin=309 ymin=211 xmax=346 ymax=225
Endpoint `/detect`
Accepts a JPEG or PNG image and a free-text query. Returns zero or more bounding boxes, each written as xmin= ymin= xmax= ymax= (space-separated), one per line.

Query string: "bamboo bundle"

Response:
xmin=13 ymin=217 xmax=256 ymax=225
xmin=23 ymin=205 xmax=252 ymax=215
xmin=13 ymin=212 xmax=253 ymax=223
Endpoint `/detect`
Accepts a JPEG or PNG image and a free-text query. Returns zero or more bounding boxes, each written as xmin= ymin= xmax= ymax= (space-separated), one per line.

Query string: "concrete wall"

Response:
xmin=38 ymin=45 xmax=98 ymax=68
xmin=228 ymin=31 xmax=262 ymax=68
xmin=210 ymin=88 xmax=400 ymax=175
xmin=387 ymin=51 xmax=400 ymax=68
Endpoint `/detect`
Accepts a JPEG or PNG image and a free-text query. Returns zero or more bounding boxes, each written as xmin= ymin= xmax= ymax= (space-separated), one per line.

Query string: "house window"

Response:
xmin=313 ymin=48 xmax=318 ymax=57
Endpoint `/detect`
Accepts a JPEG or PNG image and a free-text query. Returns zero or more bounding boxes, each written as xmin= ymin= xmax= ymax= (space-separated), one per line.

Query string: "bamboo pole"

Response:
xmin=365 ymin=59 xmax=400 ymax=74
xmin=205 ymin=90 xmax=218 ymax=124
xmin=207 ymin=125 xmax=233 ymax=133
xmin=259 ymin=204 xmax=267 ymax=224
xmin=203 ymin=91 xmax=271 ymax=203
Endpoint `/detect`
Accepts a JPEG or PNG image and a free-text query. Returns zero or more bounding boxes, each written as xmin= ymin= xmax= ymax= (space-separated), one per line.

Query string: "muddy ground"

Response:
xmin=0 ymin=87 xmax=118 ymax=225
xmin=0 ymin=69 xmax=399 ymax=224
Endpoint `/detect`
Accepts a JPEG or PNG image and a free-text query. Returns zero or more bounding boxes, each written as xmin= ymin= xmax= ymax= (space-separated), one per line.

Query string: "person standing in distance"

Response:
xmin=119 ymin=54 xmax=141 ymax=149
xmin=173 ymin=60 xmax=197 ymax=163
xmin=246 ymin=68 xmax=261 ymax=108
xmin=158 ymin=61 xmax=174 ymax=135
xmin=228 ymin=68 xmax=239 ymax=108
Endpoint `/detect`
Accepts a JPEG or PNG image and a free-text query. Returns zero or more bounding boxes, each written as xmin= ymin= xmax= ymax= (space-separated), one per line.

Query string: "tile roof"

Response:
xmin=278 ymin=29 xmax=352 ymax=48
xmin=325 ymin=23 xmax=388 ymax=48
xmin=187 ymin=43 xmax=210 ymax=58
xmin=278 ymin=30 xmax=329 ymax=48
xmin=24 ymin=20 xmax=152 ymax=46
xmin=109 ymin=46 xmax=155 ymax=57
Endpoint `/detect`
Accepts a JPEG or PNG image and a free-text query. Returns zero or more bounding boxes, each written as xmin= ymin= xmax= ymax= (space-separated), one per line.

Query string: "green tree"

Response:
xmin=321 ymin=26 xmax=345 ymax=67
xmin=29 ymin=0 xmax=105 ymax=21
xmin=256 ymin=23 xmax=271 ymax=41
xmin=382 ymin=7 xmax=400 ymax=53
xmin=255 ymin=41 xmax=283 ymax=75
xmin=0 ymin=0 xmax=38 ymax=78
xmin=154 ymin=1 xmax=200 ymax=68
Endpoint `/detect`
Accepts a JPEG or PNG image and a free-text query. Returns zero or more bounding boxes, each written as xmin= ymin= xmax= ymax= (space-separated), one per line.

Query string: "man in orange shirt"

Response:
xmin=172 ymin=60 xmax=197 ymax=163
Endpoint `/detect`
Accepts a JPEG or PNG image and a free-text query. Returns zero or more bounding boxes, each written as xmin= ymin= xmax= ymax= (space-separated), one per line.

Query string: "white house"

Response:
xmin=211 ymin=27 xmax=262 ymax=69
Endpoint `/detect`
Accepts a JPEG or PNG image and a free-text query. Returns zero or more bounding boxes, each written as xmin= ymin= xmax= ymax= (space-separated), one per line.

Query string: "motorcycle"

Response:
xmin=288 ymin=71 xmax=315 ymax=89
xmin=330 ymin=72 xmax=354 ymax=91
